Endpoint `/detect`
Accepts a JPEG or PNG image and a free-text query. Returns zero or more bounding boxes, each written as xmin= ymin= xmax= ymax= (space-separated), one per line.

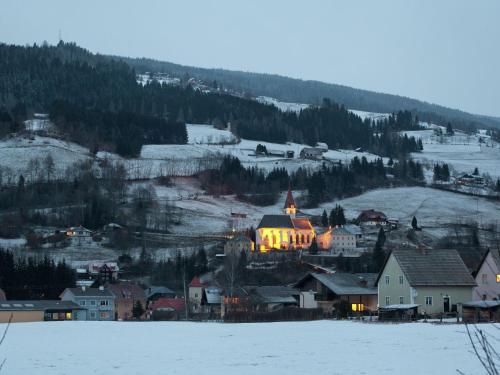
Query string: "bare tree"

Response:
xmin=458 ymin=324 xmax=499 ymax=375
xmin=0 ymin=314 xmax=12 ymax=372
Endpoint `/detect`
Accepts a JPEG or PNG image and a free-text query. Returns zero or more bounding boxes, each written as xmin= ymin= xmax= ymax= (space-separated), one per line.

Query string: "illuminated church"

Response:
xmin=255 ymin=188 xmax=315 ymax=252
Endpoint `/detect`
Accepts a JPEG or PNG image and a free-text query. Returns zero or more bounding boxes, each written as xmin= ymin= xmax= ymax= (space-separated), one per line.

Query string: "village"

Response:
xmin=1 ymin=187 xmax=498 ymax=326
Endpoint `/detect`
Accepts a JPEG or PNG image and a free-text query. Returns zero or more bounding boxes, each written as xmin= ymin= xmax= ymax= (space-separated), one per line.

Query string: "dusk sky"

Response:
xmin=2 ymin=0 xmax=499 ymax=116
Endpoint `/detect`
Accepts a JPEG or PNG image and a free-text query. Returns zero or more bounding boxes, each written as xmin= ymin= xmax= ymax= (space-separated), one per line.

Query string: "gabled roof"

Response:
xmin=257 ymin=215 xmax=294 ymax=229
xmin=376 ymin=249 xmax=477 ymax=287
xmin=291 ymin=218 xmax=313 ymax=230
xmin=149 ymin=298 xmax=185 ymax=312
xmin=189 ymin=277 xmax=204 ymax=288
xmin=284 ymin=188 xmax=296 ymax=209
xmin=357 ymin=209 xmax=387 ymax=222
xmin=243 ymin=285 xmax=299 ymax=304
xmin=108 ymin=283 xmax=146 ymax=301
xmin=63 ymin=287 xmax=115 ymax=298
xmin=475 ymin=249 xmax=500 ymax=275
xmin=0 ymin=300 xmax=84 ymax=311
xmin=296 ymin=273 xmax=377 ymax=295
xmin=145 ymin=286 xmax=176 ymax=299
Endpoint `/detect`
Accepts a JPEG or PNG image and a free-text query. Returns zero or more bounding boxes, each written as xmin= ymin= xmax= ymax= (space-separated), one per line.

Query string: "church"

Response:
xmin=255 ymin=188 xmax=316 ymax=252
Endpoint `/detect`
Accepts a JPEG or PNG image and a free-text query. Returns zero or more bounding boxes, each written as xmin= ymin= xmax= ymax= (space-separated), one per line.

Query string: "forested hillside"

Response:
xmin=0 ymin=41 xmax=420 ymax=158
xmin=116 ymin=55 xmax=500 ymax=131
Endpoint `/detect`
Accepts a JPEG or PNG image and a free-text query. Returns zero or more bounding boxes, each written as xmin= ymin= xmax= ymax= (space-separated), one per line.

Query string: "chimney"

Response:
xmin=99 ymin=285 xmax=104 ymax=291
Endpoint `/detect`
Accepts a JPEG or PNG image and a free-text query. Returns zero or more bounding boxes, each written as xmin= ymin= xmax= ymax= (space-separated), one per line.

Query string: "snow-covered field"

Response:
xmin=402 ymin=127 xmax=500 ymax=179
xmin=256 ymin=96 xmax=310 ymax=112
xmin=0 ymin=320 xmax=494 ymax=375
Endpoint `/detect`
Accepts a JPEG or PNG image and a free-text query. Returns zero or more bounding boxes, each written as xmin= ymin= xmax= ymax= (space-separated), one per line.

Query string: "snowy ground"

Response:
xmin=256 ymin=96 xmax=310 ymax=112
xmin=0 ymin=320 xmax=495 ymax=375
xmin=401 ymin=127 xmax=500 ymax=179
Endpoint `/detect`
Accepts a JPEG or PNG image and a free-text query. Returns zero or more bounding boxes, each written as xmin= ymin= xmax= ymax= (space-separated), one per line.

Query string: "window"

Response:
xmin=65 ymin=312 xmax=72 ymax=320
xmin=425 ymin=296 xmax=433 ymax=306
xmin=100 ymin=300 xmax=109 ymax=306
xmin=90 ymin=300 xmax=96 ymax=306
xmin=351 ymin=303 xmax=364 ymax=312
xmin=496 ymin=274 xmax=500 ymax=283
xmin=100 ymin=312 xmax=109 ymax=319
xmin=482 ymin=274 xmax=488 ymax=284
xmin=399 ymin=296 xmax=404 ymax=304
xmin=399 ymin=276 xmax=404 ymax=285
xmin=80 ymin=300 xmax=86 ymax=306
xmin=385 ymin=275 xmax=390 ymax=285
xmin=90 ymin=311 xmax=96 ymax=319
xmin=385 ymin=296 xmax=390 ymax=305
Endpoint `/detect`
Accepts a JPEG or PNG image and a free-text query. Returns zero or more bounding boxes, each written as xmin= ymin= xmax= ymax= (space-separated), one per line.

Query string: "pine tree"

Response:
xmin=411 ymin=216 xmax=418 ymax=229
xmin=132 ymin=300 xmax=144 ymax=320
xmin=321 ymin=210 xmax=328 ymax=227
xmin=446 ymin=122 xmax=454 ymax=136
xmin=309 ymin=237 xmax=319 ymax=255
xmin=496 ymin=178 xmax=500 ymax=192
xmin=473 ymin=167 xmax=479 ymax=176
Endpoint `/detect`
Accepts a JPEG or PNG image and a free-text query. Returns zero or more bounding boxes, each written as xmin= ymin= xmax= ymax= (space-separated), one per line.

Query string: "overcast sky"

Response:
xmin=1 ymin=0 xmax=499 ymax=116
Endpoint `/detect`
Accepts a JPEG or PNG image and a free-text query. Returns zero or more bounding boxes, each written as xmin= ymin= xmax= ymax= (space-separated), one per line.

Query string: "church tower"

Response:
xmin=283 ymin=186 xmax=297 ymax=217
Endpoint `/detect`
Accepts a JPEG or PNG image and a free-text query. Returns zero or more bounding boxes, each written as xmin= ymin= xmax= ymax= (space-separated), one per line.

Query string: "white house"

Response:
xmin=473 ymin=249 xmax=500 ymax=301
xmin=331 ymin=226 xmax=357 ymax=252
xmin=66 ymin=225 xmax=93 ymax=246
xmin=376 ymin=248 xmax=476 ymax=316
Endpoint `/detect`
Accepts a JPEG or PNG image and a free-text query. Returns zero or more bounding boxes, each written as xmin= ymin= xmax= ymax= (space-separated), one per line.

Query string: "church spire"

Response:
xmin=284 ymin=185 xmax=296 ymax=217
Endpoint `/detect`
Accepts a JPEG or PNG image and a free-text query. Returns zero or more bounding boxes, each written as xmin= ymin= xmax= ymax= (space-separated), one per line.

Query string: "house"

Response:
xmin=60 ymin=286 xmax=115 ymax=321
xmin=456 ymin=173 xmax=485 ymax=187
xmin=378 ymin=304 xmax=419 ymax=322
xmin=461 ymin=300 xmax=500 ymax=323
xmin=255 ymin=188 xmax=315 ymax=252
xmin=0 ymin=300 xmax=85 ymax=323
xmin=473 ymin=249 xmax=500 ymax=301
xmin=188 ymin=276 xmax=206 ymax=312
xmin=300 ymin=147 xmax=323 ymax=160
xmin=108 ymin=282 xmax=146 ymax=320
xmin=376 ymin=248 xmax=477 ymax=316
xmin=356 ymin=209 xmax=387 ymax=226
xmin=295 ymin=272 xmax=378 ymax=314
xmin=242 ymin=285 xmax=299 ymax=312
xmin=224 ymin=235 xmax=253 ymax=257
xmin=145 ymin=286 xmax=176 ymax=302
xmin=331 ymin=226 xmax=357 ymax=252
xmin=66 ymin=225 xmax=93 ymax=246
xmin=148 ymin=297 xmax=186 ymax=321
xmin=88 ymin=262 xmax=119 ymax=283
xmin=204 ymin=286 xmax=223 ymax=318
xmin=0 ymin=288 xmax=6 ymax=301
xmin=315 ymin=142 xmax=329 ymax=152
xmin=286 ymin=150 xmax=295 ymax=158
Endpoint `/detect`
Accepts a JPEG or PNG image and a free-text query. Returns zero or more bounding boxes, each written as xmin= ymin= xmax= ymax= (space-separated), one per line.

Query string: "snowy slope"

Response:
xmin=349 ymin=109 xmax=390 ymax=121
xmin=256 ymin=96 xmax=309 ymax=112
xmin=0 ymin=320 xmax=493 ymax=375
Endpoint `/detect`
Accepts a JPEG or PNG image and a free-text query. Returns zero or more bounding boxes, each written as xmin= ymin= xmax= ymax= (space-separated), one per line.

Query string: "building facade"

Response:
xmin=473 ymin=249 xmax=500 ymax=301
xmin=60 ymin=286 xmax=115 ymax=321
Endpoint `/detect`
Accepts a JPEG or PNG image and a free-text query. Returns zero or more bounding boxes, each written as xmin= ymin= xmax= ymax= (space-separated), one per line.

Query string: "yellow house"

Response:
xmin=255 ymin=188 xmax=315 ymax=252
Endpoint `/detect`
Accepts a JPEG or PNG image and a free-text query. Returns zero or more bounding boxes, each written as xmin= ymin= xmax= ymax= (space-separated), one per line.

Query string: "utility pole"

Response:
xmin=183 ymin=264 xmax=189 ymax=321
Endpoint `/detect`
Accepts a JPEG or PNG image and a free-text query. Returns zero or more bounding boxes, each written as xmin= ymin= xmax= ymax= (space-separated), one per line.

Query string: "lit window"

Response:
xmin=65 ymin=312 xmax=72 ymax=320
xmin=351 ymin=303 xmax=364 ymax=312
xmin=385 ymin=296 xmax=390 ymax=305
xmin=425 ymin=296 xmax=433 ymax=306
xmin=385 ymin=275 xmax=390 ymax=285
xmin=399 ymin=276 xmax=404 ymax=285
xmin=496 ymin=274 xmax=500 ymax=283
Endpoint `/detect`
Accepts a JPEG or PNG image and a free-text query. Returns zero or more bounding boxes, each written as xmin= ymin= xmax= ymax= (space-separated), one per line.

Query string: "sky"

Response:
xmin=1 ymin=0 xmax=500 ymax=117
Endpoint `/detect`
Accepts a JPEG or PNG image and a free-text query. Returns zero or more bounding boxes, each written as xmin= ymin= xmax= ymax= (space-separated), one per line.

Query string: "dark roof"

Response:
xmin=0 ymin=300 xmax=84 ymax=311
xmin=257 ymin=215 xmax=294 ymax=229
xmin=378 ymin=249 xmax=477 ymax=287
xmin=462 ymin=300 xmax=500 ymax=309
xmin=63 ymin=287 xmax=115 ymax=297
xmin=108 ymin=283 xmax=146 ymax=301
xmin=357 ymin=209 xmax=387 ymax=222
xmin=242 ymin=286 xmax=299 ymax=304
xmin=189 ymin=277 xmax=204 ymax=288
xmin=297 ymin=273 xmax=377 ymax=295
xmin=284 ymin=188 xmax=296 ymax=209
xmin=145 ymin=286 xmax=176 ymax=299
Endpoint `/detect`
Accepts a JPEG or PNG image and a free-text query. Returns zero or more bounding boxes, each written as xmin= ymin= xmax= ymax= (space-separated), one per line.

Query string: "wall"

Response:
xmin=377 ymin=254 xmax=412 ymax=307
xmin=473 ymin=252 xmax=500 ymax=301
xmin=414 ymin=286 xmax=472 ymax=315
xmin=0 ymin=310 xmax=44 ymax=323
xmin=256 ymin=227 xmax=314 ymax=252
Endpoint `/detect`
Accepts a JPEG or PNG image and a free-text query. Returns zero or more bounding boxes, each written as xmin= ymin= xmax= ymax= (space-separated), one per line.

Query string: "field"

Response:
xmin=0 ymin=320 xmax=494 ymax=375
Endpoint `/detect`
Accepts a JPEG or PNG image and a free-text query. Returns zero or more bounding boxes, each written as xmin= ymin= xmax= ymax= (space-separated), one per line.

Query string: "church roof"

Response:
xmin=284 ymin=188 xmax=296 ymax=209
xmin=291 ymin=218 xmax=313 ymax=230
xmin=257 ymin=215 xmax=294 ymax=229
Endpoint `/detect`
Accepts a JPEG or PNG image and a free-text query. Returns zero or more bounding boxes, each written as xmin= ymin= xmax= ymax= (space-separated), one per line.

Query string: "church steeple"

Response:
xmin=284 ymin=186 xmax=297 ymax=217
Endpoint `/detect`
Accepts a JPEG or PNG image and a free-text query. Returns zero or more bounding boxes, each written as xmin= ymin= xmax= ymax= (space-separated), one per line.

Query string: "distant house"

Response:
xmin=356 ymin=209 xmax=387 ymax=226
xmin=332 ymin=226 xmax=357 ymax=251
xmin=456 ymin=174 xmax=485 ymax=187
xmin=315 ymin=142 xmax=328 ymax=152
xmin=0 ymin=288 xmax=6 ymax=301
xmin=243 ymin=285 xmax=299 ymax=312
xmin=286 ymin=150 xmax=295 ymax=158
xmin=376 ymin=249 xmax=476 ymax=316
xmin=188 ymin=277 xmax=205 ymax=313
xmin=295 ymin=272 xmax=378 ymax=314
xmin=66 ymin=225 xmax=93 ymax=246
xmin=224 ymin=235 xmax=253 ymax=257
xmin=108 ymin=283 xmax=146 ymax=320
xmin=145 ymin=286 xmax=176 ymax=302
xmin=300 ymin=147 xmax=323 ymax=160
xmin=148 ymin=297 xmax=186 ymax=320
xmin=88 ymin=262 xmax=119 ymax=283
xmin=473 ymin=249 xmax=500 ymax=301
xmin=60 ymin=286 xmax=115 ymax=321
xmin=0 ymin=300 xmax=85 ymax=323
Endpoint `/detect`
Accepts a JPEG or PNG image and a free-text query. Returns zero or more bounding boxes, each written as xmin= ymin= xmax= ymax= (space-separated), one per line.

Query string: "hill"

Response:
xmin=113 ymin=55 xmax=500 ymax=131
